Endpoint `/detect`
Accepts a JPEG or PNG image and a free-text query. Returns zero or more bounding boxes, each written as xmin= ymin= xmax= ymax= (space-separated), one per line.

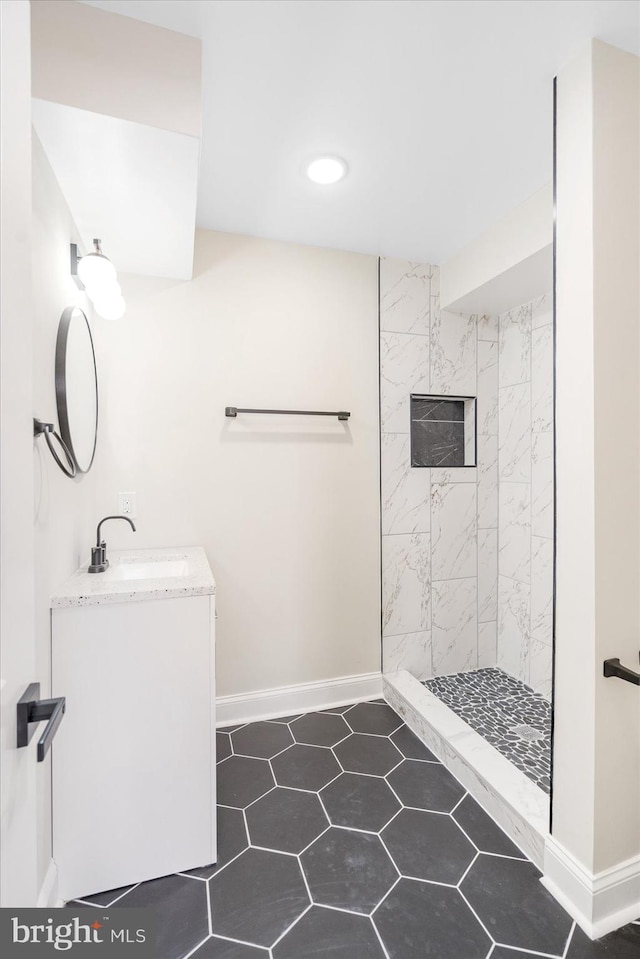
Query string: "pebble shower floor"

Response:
xmin=68 ymin=701 xmax=640 ymax=958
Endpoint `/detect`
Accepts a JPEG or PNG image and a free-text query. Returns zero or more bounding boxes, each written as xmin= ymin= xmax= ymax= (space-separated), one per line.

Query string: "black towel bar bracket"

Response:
xmin=225 ymin=407 xmax=350 ymax=421
xmin=603 ymin=654 xmax=640 ymax=686
xmin=17 ymin=683 xmax=66 ymax=762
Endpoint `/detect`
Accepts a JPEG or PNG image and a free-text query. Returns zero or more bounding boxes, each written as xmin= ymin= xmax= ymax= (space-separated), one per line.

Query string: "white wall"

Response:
xmin=549 ymin=38 xmax=640 ymax=932
xmin=440 ymin=185 xmax=553 ymax=316
xmin=31 ymin=135 xmax=100 ymax=894
xmin=0 ymin=0 xmax=38 ymax=907
xmin=93 ymin=230 xmax=381 ymax=698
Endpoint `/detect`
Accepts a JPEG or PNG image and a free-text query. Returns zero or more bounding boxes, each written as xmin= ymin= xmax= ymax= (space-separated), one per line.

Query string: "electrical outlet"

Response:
xmin=118 ymin=492 xmax=137 ymax=518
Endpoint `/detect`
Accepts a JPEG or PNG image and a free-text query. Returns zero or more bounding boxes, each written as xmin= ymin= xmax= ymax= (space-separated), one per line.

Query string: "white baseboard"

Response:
xmin=216 ymin=671 xmax=383 ymax=726
xmin=543 ymin=836 xmax=640 ymax=939
xmin=37 ymin=858 xmax=61 ymax=908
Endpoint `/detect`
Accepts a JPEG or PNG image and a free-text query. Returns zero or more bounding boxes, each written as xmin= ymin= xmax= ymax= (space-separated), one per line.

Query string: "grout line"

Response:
xmin=269 ymin=903 xmax=313 ymax=950
xmin=181 ymin=935 xmax=211 ymax=959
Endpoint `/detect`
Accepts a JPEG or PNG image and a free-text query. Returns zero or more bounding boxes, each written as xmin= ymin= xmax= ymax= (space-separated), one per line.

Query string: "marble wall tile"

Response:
xmin=532 ymin=431 xmax=553 ymax=538
xmin=499 ymin=383 xmax=531 ymax=482
xmin=380 ymin=331 xmax=430 ymax=433
xmin=382 ymin=532 xmax=431 ymax=637
xmin=383 ymin=630 xmax=432 ymax=681
xmin=478 ymin=621 xmax=497 ymax=668
xmin=476 ymin=313 xmax=498 ymax=342
xmin=477 ymin=434 xmax=498 ymax=529
xmin=529 ymin=635 xmax=553 ymax=700
xmin=431 ymin=482 xmax=477 ymax=581
xmin=430 ymin=466 xmax=477 ymax=485
xmin=432 ymin=577 xmax=478 ymax=675
xmin=499 ymin=302 xmax=531 ymax=388
xmin=478 ymin=528 xmax=498 ymax=622
xmin=531 ymin=325 xmax=553 ymax=433
xmin=381 ymin=433 xmax=430 ymax=535
xmin=531 ymin=536 xmax=553 ymax=642
xmin=430 ymin=265 xmax=440 ymax=298
xmin=497 ymin=576 xmax=531 ymax=686
xmin=532 ymin=293 xmax=552 ymax=330
xmin=499 ymin=483 xmax=531 ymax=584
xmin=380 ymin=258 xmax=431 ymax=335
xmin=477 ymin=340 xmax=498 ymax=435
xmin=430 ymin=309 xmax=477 ymax=396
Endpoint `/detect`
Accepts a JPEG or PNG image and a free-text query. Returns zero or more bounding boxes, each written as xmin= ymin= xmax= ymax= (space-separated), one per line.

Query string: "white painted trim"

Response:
xmin=37 ymin=858 xmax=61 ymax=908
xmin=543 ymin=836 xmax=640 ymax=939
xmin=216 ymin=672 xmax=383 ymax=726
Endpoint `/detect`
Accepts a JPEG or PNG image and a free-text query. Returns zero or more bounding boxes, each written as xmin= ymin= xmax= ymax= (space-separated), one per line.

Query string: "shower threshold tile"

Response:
xmin=424 ymin=668 xmax=551 ymax=794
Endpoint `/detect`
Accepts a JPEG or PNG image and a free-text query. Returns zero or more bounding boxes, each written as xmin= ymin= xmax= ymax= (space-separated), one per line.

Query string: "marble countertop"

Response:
xmin=51 ymin=547 xmax=216 ymax=609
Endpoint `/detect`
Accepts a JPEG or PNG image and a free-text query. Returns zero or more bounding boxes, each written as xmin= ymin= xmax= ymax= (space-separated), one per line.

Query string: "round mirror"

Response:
xmin=55 ymin=306 xmax=98 ymax=474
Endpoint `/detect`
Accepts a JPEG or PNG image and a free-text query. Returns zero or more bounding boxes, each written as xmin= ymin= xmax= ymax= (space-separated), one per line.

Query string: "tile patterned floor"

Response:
xmin=68 ymin=700 xmax=640 ymax=959
xmin=424 ymin=667 xmax=552 ymax=792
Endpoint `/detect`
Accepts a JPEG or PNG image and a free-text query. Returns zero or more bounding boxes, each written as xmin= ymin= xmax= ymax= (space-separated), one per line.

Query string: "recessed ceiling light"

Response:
xmin=306 ymin=156 xmax=348 ymax=185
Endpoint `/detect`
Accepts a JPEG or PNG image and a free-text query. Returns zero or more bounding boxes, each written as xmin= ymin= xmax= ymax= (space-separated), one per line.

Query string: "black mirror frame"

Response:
xmin=55 ymin=305 xmax=98 ymax=474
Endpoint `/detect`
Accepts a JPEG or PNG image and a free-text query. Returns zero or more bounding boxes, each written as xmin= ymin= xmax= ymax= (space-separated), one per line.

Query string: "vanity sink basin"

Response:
xmin=109 ymin=559 xmax=189 ymax=581
xmin=51 ymin=547 xmax=215 ymax=608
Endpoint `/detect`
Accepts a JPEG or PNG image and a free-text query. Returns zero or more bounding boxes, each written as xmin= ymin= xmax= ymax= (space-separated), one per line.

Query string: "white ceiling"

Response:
xmin=83 ymin=0 xmax=639 ymax=264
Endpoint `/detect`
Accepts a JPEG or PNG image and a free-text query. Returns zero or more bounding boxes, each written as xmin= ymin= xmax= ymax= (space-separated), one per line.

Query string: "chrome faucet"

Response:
xmin=88 ymin=515 xmax=136 ymax=573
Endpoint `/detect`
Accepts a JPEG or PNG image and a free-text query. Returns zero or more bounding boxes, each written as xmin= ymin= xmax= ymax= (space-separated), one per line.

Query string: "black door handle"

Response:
xmin=17 ymin=683 xmax=66 ymax=761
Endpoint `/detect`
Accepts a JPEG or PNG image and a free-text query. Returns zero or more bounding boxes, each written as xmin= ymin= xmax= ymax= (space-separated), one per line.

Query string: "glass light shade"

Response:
xmin=93 ymin=294 xmax=126 ymax=321
xmin=77 ymin=251 xmax=117 ymax=292
xmin=306 ymin=156 xmax=348 ymax=185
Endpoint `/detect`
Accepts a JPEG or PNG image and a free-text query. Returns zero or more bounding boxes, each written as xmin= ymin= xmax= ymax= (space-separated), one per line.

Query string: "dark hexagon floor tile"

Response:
xmin=185 ymin=806 xmax=248 ymax=879
xmin=246 ymin=787 xmax=328 ymax=854
xmin=273 ymin=906 xmax=386 ymax=959
xmin=217 ymin=755 xmax=275 ymax=808
xmin=321 ymin=773 xmax=400 ymax=832
xmin=301 ymin=827 xmax=397 ymax=914
xmin=209 ymin=848 xmax=309 ymax=948
xmin=387 ymin=759 xmax=465 ymax=811
xmin=69 ymin=884 xmax=136 ymax=907
xmin=461 ymin=854 xmax=573 ymax=955
xmin=390 ymin=725 xmax=438 ymax=762
xmin=108 ymin=874 xmax=209 ymax=959
xmin=270 ymin=714 xmax=301 ymax=724
xmin=566 ymin=921 xmax=640 ymax=958
xmin=216 ymin=731 xmax=232 ymax=763
xmin=291 ymin=712 xmax=350 ymax=747
xmin=321 ymin=704 xmax=355 ymax=714
xmin=346 ymin=703 xmax=404 ymax=736
xmin=334 ymin=734 xmax=402 ymax=776
xmin=272 ymin=744 xmax=341 ymax=791
xmin=231 ymin=721 xmax=294 ymax=759
xmin=192 ymin=936 xmax=268 ymax=958
xmin=373 ymin=878 xmax=490 ymax=959
xmin=452 ymin=794 xmax=524 ymax=859
xmin=381 ymin=808 xmax=475 ymax=884
xmin=218 ymin=724 xmax=245 ymax=733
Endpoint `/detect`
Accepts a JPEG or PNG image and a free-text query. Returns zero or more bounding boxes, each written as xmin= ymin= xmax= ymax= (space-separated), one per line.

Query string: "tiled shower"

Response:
xmin=380 ymin=258 xmax=554 ymax=703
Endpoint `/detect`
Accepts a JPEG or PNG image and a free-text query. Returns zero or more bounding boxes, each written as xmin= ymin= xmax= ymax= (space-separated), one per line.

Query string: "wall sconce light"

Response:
xmin=70 ymin=239 xmax=126 ymax=321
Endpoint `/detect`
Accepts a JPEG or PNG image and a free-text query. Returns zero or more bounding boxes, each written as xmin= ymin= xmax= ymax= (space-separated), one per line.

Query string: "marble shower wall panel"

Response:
xmin=477 ymin=434 xmax=498 ymax=529
xmin=382 ymin=532 xmax=431 ymax=637
xmin=430 ymin=308 xmax=476 ymax=396
xmin=478 ymin=528 xmax=498 ymax=623
xmin=382 ymin=630 xmax=432 ymax=680
xmin=381 ymin=433 xmax=430 ymax=535
xmin=432 ymin=577 xmax=478 ymax=675
xmin=477 ymin=340 xmax=499 ymax=435
xmin=497 ymin=293 xmax=553 ymax=699
xmin=497 ymin=575 xmax=531 ymax=685
xmin=380 ymin=331 xmax=430 ymax=434
xmin=379 ymin=258 xmax=431 ymax=335
xmin=431 ymin=482 xmax=477 ymax=581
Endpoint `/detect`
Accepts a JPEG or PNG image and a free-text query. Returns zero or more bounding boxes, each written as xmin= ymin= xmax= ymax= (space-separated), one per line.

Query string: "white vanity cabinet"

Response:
xmin=51 ymin=548 xmax=216 ymax=903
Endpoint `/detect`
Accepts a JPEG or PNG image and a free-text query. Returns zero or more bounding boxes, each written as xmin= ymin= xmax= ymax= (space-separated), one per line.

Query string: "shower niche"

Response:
xmin=410 ymin=393 xmax=476 ymax=468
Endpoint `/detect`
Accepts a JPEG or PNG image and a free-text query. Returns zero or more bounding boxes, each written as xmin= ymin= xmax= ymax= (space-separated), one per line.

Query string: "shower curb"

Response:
xmin=383 ymin=669 xmax=548 ymax=868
